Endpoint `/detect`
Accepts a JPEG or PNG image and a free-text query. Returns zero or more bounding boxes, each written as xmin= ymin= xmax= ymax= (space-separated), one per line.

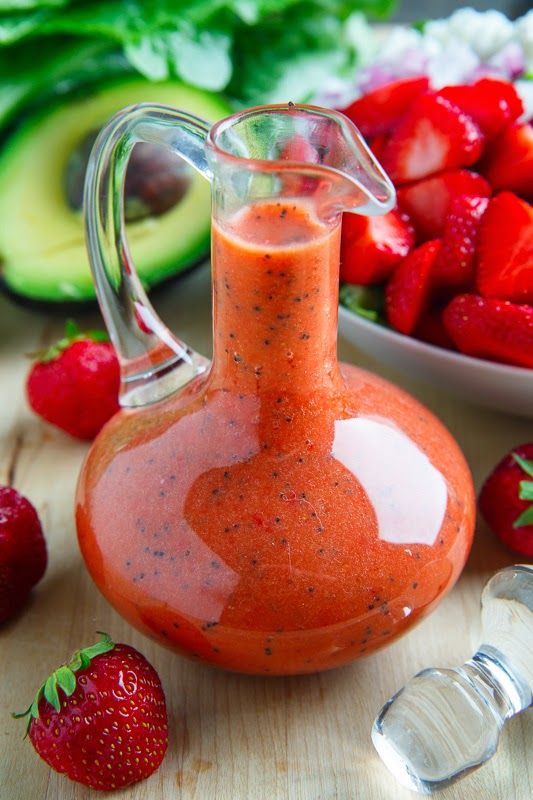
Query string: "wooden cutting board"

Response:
xmin=1 ymin=262 xmax=532 ymax=800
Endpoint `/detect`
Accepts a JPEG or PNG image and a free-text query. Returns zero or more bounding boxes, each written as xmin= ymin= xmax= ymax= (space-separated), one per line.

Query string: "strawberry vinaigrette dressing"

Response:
xmin=76 ymin=199 xmax=475 ymax=675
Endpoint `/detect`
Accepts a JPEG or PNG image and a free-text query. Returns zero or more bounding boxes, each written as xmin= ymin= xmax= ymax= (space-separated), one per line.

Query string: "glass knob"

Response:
xmin=371 ymin=565 xmax=533 ymax=794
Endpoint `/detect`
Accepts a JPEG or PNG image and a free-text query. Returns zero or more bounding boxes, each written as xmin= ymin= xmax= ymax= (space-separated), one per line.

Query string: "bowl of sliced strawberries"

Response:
xmin=337 ymin=74 xmax=533 ymax=418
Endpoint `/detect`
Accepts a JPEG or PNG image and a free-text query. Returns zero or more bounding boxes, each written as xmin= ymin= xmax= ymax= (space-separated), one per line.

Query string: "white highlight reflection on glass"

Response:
xmin=332 ymin=417 xmax=447 ymax=546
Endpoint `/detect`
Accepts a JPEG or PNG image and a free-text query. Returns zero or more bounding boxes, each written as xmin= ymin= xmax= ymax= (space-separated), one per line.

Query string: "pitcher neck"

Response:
xmin=208 ymin=201 xmax=342 ymax=395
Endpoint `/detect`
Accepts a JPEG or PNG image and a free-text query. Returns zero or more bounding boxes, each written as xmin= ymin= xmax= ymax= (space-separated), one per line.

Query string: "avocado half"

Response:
xmin=0 ymin=79 xmax=231 ymax=302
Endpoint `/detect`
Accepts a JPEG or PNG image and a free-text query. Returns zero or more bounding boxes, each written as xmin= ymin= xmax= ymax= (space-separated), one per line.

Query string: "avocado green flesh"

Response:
xmin=0 ymin=79 xmax=230 ymax=302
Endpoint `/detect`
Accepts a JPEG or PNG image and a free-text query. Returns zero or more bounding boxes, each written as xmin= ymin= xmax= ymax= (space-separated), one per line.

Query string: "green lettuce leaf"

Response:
xmin=0 ymin=0 xmax=68 ymax=8
xmin=228 ymin=8 xmax=373 ymax=104
xmin=0 ymin=0 xmax=397 ymax=125
xmin=7 ymin=1 xmax=235 ymax=88
xmin=340 ymin=283 xmax=385 ymax=323
xmin=0 ymin=0 xmax=71 ymax=6
xmin=0 ymin=9 xmax=53 ymax=44
xmin=0 ymin=37 xmax=129 ymax=129
xmin=1 ymin=1 xmax=396 ymax=77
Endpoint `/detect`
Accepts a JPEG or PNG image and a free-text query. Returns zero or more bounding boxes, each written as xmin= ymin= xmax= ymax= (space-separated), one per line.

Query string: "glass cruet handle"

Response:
xmin=371 ymin=564 xmax=533 ymax=794
xmin=84 ymin=103 xmax=212 ymax=407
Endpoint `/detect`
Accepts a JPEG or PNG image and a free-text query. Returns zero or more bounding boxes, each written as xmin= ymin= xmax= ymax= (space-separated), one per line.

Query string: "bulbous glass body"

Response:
xmin=77 ymin=195 xmax=475 ymax=675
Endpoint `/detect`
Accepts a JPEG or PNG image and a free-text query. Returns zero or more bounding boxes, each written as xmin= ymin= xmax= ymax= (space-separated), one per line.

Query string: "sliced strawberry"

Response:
xmin=279 ymin=134 xmax=319 ymax=163
xmin=438 ymin=78 xmax=523 ymax=139
xmin=476 ymin=192 xmax=533 ymax=303
xmin=385 ymin=240 xmax=441 ymax=335
xmin=340 ymin=209 xmax=415 ymax=285
xmin=279 ymin=135 xmax=320 ymax=195
xmin=480 ymin=123 xmax=533 ymax=199
xmin=397 ymin=170 xmax=491 ymax=240
xmin=381 ymin=93 xmax=485 ymax=184
xmin=369 ymin=133 xmax=388 ymax=161
xmin=443 ymin=294 xmax=533 ymax=368
xmin=432 ymin=195 xmax=489 ymax=293
xmin=341 ymin=76 xmax=430 ymax=138
xmin=415 ymin=308 xmax=456 ymax=350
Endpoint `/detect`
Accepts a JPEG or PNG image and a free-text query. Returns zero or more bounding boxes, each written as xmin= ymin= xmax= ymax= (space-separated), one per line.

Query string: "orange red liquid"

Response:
xmin=76 ymin=200 xmax=475 ymax=674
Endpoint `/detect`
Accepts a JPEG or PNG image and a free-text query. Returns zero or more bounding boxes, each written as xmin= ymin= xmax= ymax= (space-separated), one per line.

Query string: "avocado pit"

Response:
xmin=65 ymin=130 xmax=192 ymax=222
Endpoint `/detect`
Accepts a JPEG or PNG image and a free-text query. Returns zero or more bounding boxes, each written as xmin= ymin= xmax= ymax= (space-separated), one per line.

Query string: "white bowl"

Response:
xmin=338 ymin=305 xmax=533 ymax=418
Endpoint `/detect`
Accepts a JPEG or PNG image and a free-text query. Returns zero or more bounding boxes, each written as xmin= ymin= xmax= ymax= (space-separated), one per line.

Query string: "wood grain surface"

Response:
xmin=1 ymin=262 xmax=532 ymax=800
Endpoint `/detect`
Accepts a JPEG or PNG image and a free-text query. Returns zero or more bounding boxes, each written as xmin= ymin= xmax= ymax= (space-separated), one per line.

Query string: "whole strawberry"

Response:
xmin=479 ymin=444 xmax=533 ymax=557
xmin=0 ymin=487 xmax=47 ymax=624
xmin=26 ymin=320 xmax=120 ymax=440
xmin=14 ymin=632 xmax=168 ymax=791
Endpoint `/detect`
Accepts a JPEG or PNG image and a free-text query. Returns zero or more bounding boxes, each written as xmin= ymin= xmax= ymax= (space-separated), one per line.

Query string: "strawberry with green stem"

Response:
xmin=26 ymin=319 xmax=120 ymax=440
xmin=513 ymin=454 xmax=533 ymax=528
xmin=14 ymin=632 xmax=168 ymax=791
xmin=479 ymin=444 xmax=533 ymax=557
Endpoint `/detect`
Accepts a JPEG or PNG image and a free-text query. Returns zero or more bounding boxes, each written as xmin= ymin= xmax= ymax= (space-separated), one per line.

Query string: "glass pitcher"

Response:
xmin=76 ymin=102 xmax=475 ymax=675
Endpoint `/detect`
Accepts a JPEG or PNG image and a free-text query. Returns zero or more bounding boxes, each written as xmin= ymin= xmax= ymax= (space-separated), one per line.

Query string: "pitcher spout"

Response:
xmin=315 ymin=106 xmax=396 ymax=216
xmin=206 ymin=102 xmax=396 ymax=221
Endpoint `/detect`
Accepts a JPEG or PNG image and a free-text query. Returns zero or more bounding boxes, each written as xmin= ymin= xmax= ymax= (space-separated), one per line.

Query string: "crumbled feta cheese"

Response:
xmin=312 ymin=8 xmax=532 ymax=109
xmin=422 ymin=38 xmax=480 ymax=88
xmin=345 ymin=13 xmax=379 ymax=67
xmin=376 ymin=27 xmax=425 ymax=62
xmin=426 ymin=8 xmax=514 ymax=60
xmin=487 ymin=41 xmax=526 ymax=80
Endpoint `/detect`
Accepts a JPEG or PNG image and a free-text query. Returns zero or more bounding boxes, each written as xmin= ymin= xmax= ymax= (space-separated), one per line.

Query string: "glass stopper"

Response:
xmin=372 ymin=564 xmax=533 ymax=794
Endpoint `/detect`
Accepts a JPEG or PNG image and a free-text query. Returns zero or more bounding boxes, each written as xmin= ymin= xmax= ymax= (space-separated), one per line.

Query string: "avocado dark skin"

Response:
xmin=0 ymin=254 xmax=207 ymax=313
